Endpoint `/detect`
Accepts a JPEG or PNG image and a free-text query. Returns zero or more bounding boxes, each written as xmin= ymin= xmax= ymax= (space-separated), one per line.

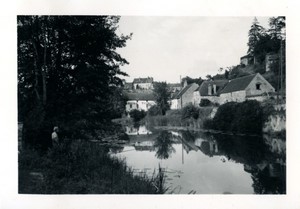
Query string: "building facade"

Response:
xmin=219 ymin=73 xmax=275 ymax=104
xmin=193 ymin=80 xmax=228 ymax=105
xmin=170 ymin=83 xmax=199 ymax=109
xmin=132 ymin=77 xmax=154 ymax=90
xmin=125 ymin=91 xmax=156 ymax=113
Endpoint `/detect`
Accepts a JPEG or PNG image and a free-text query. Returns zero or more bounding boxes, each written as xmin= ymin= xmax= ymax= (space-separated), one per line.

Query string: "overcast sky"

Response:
xmin=117 ymin=16 xmax=270 ymax=83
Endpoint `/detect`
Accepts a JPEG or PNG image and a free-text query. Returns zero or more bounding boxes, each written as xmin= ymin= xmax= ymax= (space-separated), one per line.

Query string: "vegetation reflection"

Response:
xmin=153 ymin=131 xmax=175 ymax=159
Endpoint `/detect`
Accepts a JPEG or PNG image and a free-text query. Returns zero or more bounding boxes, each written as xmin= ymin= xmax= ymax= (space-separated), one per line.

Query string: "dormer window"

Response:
xmin=256 ymin=83 xmax=261 ymax=90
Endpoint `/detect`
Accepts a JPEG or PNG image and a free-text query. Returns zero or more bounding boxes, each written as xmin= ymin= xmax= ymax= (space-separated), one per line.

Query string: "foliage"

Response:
xmin=247 ymin=17 xmax=265 ymax=57
xmin=211 ymin=100 xmax=270 ymax=134
xmin=181 ymin=104 xmax=200 ymax=120
xmin=19 ymin=141 xmax=164 ymax=194
xmin=147 ymin=105 xmax=161 ymax=116
xmin=129 ymin=109 xmax=146 ymax=122
xmin=199 ymin=99 xmax=212 ymax=107
xmin=153 ymin=82 xmax=171 ymax=115
xmin=153 ymin=131 xmax=175 ymax=160
xmin=18 ymin=16 xmax=131 ymax=147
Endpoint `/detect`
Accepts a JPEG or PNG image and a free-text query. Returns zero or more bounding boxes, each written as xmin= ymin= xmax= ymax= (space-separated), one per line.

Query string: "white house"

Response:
xmin=219 ymin=73 xmax=275 ymax=104
xmin=132 ymin=77 xmax=154 ymax=90
xmin=125 ymin=91 xmax=156 ymax=113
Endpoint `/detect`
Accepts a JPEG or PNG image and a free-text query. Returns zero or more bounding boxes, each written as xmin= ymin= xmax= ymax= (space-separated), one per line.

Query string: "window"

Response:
xmin=130 ymin=104 xmax=132 ymax=108
xmin=256 ymin=83 xmax=261 ymax=90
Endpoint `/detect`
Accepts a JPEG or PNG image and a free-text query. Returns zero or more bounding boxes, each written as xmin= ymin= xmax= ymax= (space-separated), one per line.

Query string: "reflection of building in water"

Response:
xmin=125 ymin=125 xmax=152 ymax=135
xmin=134 ymin=141 xmax=155 ymax=151
xmin=197 ymin=140 xmax=220 ymax=157
xmin=263 ymin=135 xmax=286 ymax=155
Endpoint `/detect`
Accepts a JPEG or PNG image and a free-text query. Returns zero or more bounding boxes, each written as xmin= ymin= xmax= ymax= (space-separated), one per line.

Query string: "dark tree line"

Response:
xmin=18 ymin=16 xmax=131 ymax=148
xmin=247 ymin=16 xmax=285 ymax=64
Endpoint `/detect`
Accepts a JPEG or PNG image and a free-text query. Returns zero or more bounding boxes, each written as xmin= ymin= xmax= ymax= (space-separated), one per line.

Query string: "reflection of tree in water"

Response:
xmin=154 ymin=131 xmax=175 ymax=159
xmin=181 ymin=131 xmax=196 ymax=142
xmin=251 ymin=163 xmax=286 ymax=194
xmin=211 ymin=133 xmax=286 ymax=194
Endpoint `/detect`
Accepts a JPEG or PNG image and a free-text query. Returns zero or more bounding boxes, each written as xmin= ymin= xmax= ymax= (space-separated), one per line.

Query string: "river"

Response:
xmin=110 ymin=125 xmax=286 ymax=194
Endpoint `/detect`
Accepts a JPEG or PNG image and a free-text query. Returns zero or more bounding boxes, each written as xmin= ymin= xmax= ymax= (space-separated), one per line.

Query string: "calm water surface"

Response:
xmin=110 ymin=125 xmax=286 ymax=194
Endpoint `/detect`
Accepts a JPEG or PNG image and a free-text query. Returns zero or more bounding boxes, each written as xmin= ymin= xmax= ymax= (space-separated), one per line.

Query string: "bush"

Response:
xmin=129 ymin=109 xmax=146 ymax=122
xmin=181 ymin=104 xmax=199 ymax=120
xmin=212 ymin=100 xmax=271 ymax=134
xmin=199 ymin=99 xmax=212 ymax=107
xmin=148 ymin=105 xmax=161 ymax=116
xmin=202 ymin=118 xmax=214 ymax=129
xmin=19 ymin=140 xmax=164 ymax=194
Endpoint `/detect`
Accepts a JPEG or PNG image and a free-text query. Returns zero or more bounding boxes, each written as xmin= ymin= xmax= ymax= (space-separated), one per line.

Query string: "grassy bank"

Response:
xmin=144 ymin=106 xmax=214 ymax=129
xmin=19 ymin=140 xmax=166 ymax=194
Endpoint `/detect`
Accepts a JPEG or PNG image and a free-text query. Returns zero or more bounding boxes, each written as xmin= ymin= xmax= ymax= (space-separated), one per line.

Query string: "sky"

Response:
xmin=116 ymin=16 xmax=270 ymax=83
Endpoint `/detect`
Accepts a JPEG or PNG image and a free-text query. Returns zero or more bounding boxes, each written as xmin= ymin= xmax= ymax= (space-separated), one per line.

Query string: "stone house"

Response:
xmin=132 ymin=77 xmax=154 ymax=90
xmin=193 ymin=80 xmax=228 ymax=105
xmin=170 ymin=83 xmax=199 ymax=109
xmin=125 ymin=91 xmax=156 ymax=113
xmin=240 ymin=55 xmax=254 ymax=66
xmin=219 ymin=73 xmax=275 ymax=104
xmin=265 ymin=52 xmax=279 ymax=72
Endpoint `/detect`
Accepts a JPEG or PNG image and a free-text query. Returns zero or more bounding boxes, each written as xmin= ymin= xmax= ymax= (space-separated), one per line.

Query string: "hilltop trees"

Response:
xmin=18 ymin=16 xmax=131 ymax=148
xmin=247 ymin=17 xmax=265 ymax=59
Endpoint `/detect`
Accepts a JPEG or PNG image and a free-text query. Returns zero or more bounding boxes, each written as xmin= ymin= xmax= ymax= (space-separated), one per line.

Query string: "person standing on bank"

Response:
xmin=52 ymin=126 xmax=59 ymax=146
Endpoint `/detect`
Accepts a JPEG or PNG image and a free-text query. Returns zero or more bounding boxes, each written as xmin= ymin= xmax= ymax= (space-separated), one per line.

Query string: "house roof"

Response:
xmin=133 ymin=77 xmax=153 ymax=83
xmin=125 ymin=91 xmax=156 ymax=101
xmin=220 ymin=74 xmax=257 ymax=94
xmin=240 ymin=54 xmax=253 ymax=59
xmin=167 ymin=83 xmax=182 ymax=88
xmin=198 ymin=80 xmax=229 ymax=96
xmin=172 ymin=83 xmax=198 ymax=99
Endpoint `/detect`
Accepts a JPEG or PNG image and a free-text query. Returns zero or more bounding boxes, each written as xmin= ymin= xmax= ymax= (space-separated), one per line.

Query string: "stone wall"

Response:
xmin=219 ymin=90 xmax=246 ymax=104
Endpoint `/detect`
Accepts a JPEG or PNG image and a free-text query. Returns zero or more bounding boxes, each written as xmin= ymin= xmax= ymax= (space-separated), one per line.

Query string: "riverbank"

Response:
xmin=19 ymin=140 xmax=166 ymax=194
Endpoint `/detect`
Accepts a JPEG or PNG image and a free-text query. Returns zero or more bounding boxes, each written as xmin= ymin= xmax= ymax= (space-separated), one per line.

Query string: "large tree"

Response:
xmin=247 ymin=17 xmax=265 ymax=59
xmin=153 ymin=82 xmax=171 ymax=115
xmin=18 ymin=16 xmax=131 ymax=147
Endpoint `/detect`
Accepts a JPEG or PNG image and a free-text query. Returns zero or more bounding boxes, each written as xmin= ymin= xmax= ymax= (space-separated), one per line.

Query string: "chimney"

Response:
xmin=208 ymin=84 xmax=212 ymax=95
xmin=213 ymin=84 xmax=217 ymax=95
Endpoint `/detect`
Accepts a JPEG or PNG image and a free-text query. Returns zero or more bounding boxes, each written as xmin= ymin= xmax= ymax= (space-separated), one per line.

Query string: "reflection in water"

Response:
xmin=113 ymin=126 xmax=286 ymax=194
xmin=125 ymin=125 xmax=152 ymax=135
xmin=153 ymin=131 xmax=176 ymax=159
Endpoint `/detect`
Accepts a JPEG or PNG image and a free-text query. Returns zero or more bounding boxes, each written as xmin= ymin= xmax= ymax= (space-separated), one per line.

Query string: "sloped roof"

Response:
xmin=125 ymin=91 xmax=156 ymax=101
xmin=172 ymin=83 xmax=198 ymax=99
xmin=199 ymin=80 xmax=228 ymax=96
xmin=167 ymin=83 xmax=182 ymax=88
xmin=240 ymin=54 xmax=253 ymax=59
xmin=133 ymin=77 xmax=153 ymax=83
xmin=220 ymin=74 xmax=257 ymax=94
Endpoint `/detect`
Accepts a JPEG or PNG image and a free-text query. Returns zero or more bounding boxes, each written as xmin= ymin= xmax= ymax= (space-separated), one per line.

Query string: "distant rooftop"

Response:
xmin=133 ymin=77 xmax=154 ymax=83
xmin=124 ymin=91 xmax=156 ymax=101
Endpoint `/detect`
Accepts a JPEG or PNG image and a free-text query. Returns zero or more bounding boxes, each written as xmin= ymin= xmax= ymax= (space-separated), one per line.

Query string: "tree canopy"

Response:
xmin=153 ymin=82 xmax=171 ymax=115
xmin=18 ymin=16 xmax=131 ymax=147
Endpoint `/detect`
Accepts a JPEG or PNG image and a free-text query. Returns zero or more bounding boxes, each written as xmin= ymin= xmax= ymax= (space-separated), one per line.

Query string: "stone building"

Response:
xmin=170 ymin=83 xmax=199 ymax=109
xmin=219 ymin=73 xmax=275 ymax=104
xmin=132 ymin=77 xmax=154 ymax=90
xmin=125 ymin=91 xmax=156 ymax=113
xmin=265 ymin=52 xmax=279 ymax=72
xmin=193 ymin=80 xmax=228 ymax=105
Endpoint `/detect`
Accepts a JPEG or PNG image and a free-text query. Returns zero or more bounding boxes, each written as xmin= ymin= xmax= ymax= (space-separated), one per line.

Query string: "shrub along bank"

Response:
xmin=203 ymin=100 xmax=275 ymax=135
xmin=19 ymin=140 xmax=166 ymax=194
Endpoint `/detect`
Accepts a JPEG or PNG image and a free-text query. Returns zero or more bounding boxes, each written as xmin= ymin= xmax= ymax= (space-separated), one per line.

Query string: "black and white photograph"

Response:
xmin=17 ymin=15 xmax=286 ymax=195
xmin=2 ymin=0 xmax=300 ymax=208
